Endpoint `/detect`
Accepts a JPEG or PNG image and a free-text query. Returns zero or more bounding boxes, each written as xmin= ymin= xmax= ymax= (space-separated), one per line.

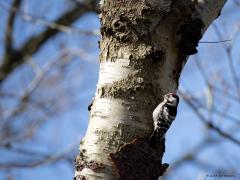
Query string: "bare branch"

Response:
xmin=199 ymin=39 xmax=232 ymax=43
xmin=167 ymin=138 xmax=219 ymax=175
xmin=4 ymin=0 xmax=22 ymax=54
xmin=179 ymin=90 xmax=240 ymax=146
xmin=0 ymin=144 xmax=77 ymax=168
xmin=4 ymin=48 xmax=75 ymax=122
xmin=0 ymin=2 xmax=99 ymax=36
xmin=0 ymin=47 xmax=89 ymax=146
xmin=0 ymin=0 xmax=99 ymax=84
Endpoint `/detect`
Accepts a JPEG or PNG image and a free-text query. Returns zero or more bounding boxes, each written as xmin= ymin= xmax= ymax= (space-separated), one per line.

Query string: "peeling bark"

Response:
xmin=75 ymin=0 xmax=227 ymax=179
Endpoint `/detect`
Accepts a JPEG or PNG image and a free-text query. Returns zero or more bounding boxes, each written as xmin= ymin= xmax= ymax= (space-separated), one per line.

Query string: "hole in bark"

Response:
xmin=114 ymin=22 xmax=121 ymax=28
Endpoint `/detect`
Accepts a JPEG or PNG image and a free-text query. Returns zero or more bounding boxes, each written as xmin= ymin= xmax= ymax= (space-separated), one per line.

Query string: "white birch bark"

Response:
xmin=75 ymin=0 xmax=227 ymax=179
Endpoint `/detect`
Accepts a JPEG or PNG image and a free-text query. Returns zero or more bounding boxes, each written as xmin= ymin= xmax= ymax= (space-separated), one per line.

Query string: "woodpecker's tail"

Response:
xmin=148 ymin=130 xmax=165 ymax=148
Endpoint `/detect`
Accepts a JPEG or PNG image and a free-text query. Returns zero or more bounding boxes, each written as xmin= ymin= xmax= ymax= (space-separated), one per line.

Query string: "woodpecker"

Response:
xmin=149 ymin=93 xmax=179 ymax=147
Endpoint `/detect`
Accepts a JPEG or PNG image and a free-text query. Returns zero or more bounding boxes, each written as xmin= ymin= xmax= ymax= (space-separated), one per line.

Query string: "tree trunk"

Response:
xmin=75 ymin=0 xmax=227 ymax=179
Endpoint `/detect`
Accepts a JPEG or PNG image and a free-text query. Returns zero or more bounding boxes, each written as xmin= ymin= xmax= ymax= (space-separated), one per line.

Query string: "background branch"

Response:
xmin=0 ymin=0 xmax=99 ymax=84
xmin=4 ymin=0 xmax=22 ymax=54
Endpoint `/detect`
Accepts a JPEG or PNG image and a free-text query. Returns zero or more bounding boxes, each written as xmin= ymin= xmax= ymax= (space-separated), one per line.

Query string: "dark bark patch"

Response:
xmin=100 ymin=26 xmax=115 ymax=37
xmin=97 ymin=75 xmax=154 ymax=99
xmin=100 ymin=0 xmax=171 ymax=45
xmin=171 ymin=54 xmax=187 ymax=87
xmin=169 ymin=0 xmax=205 ymax=55
xmin=75 ymin=147 xmax=105 ymax=173
xmin=216 ymin=9 xmax=222 ymax=19
xmin=176 ymin=18 xmax=204 ymax=55
xmin=86 ymin=161 xmax=105 ymax=170
xmin=141 ymin=6 xmax=153 ymax=16
xmin=110 ymin=16 xmax=133 ymax=42
xmin=75 ymin=160 xmax=105 ymax=172
xmin=109 ymin=137 xmax=168 ymax=180
xmin=74 ymin=175 xmax=86 ymax=180
xmin=146 ymin=50 xmax=165 ymax=63
xmin=88 ymin=102 xmax=93 ymax=111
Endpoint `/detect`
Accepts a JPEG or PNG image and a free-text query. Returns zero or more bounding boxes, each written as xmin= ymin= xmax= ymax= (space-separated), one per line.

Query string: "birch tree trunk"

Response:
xmin=75 ymin=0 xmax=227 ymax=179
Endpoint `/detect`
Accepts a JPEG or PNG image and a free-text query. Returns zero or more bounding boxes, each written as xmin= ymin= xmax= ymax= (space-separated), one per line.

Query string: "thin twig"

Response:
xmin=179 ymin=90 xmax=240 ymax=146
xmin=0 ymin=0 xmax=98 ymax=84
xmin=194 ymin=56 xmax=214 ymax=120
xmin=4 ymin=48 xmax=73 ymax=121
xmin=0 ymin=143 xmax=77 ymax=168
xmin=166 ymin=138 xmax=219 ymax=175
xmin=0 ymin=1 xmax=99 ymax=36
xmin=199 ymin=39 xmax=231 ymax=43
xmin=4 ymin=0 xmax=22 ymax=53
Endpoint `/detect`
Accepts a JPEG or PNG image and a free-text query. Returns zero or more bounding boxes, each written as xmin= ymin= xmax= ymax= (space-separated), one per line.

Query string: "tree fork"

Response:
xmin=74 ymin=0 xmax=227 ymax=179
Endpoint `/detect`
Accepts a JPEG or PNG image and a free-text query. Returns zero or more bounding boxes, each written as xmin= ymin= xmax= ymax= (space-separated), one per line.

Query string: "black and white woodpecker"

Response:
xmin=149 ymin=93 xmax=179 ymax=147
